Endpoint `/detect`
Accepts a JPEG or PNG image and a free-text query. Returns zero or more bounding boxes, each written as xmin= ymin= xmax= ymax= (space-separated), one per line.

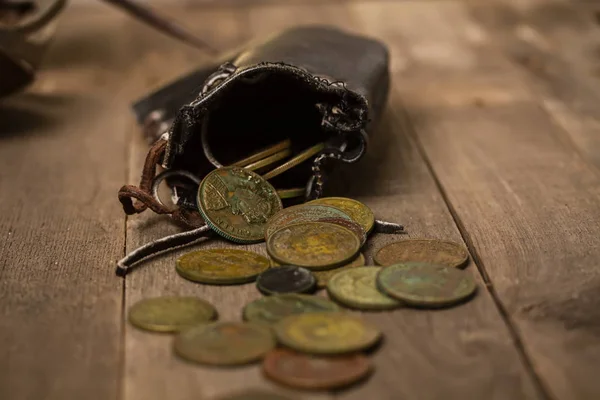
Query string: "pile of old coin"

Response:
xmin=127 ymin=144 xmax=478 ymax=395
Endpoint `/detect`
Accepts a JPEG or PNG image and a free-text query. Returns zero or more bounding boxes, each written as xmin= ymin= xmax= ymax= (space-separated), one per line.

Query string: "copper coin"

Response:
xmin=264 ymin=204 xmax=354 ymax=240
xmin=374 ymin=239 xmax=469 ymax=268
xmin=263 ymin=348 xmax=372 ymax=390
xmin=318 ymin=217 xmax=366 ymax=246
xmin=256 ymin=266 xmax=316 ymax=295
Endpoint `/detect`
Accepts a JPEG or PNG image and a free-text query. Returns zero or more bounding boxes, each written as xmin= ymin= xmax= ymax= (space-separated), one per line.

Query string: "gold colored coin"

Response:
xmin=128 ymin=296 xmax=217 ymax=333
xmin=197 ymin=167 xmax=283 ymax=243
xmin=231 ymin=139 xmax=291 ymax=167
xmin=314 ymin=253 xmax=365 ymax=288
xmin=176 ymin=249 xmax=270 ymax=284
xmin=308 ymin=197 xmax=375 ymax=234
xmin=274 ymin=313 xmax=382 ymax=355
xmin=262 ymin=142 xmax=326 ymax=180
xmin=374 ymin=239 xmax=469 ymax=268
xmin=174 ymin=322 xmax=275 ymax=365
xmin=267 ymin=222 xmax=360 ymax=270
xmin=327 ymin=267 xmax=401 ymax=310
xmin=244 ymin=148 xmax=291 ymax=172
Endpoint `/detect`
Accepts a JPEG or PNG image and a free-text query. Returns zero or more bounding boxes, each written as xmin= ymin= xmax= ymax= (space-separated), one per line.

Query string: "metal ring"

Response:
xmin=201 ymin=115 xmax=224 ymax=168
xmin=151 ymin=169 xmax=202 ymax=210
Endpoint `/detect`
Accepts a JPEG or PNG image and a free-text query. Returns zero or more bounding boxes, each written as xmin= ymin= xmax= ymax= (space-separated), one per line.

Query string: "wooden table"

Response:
xmin=2 ymin=1 xmax=600 ymax=399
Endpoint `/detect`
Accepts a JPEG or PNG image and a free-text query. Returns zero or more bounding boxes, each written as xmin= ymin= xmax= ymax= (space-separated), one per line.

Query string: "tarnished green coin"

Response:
xmin=314 ymin=253 xmax=365 ymax=288
xmin=176 ymin=249 xmax=270 ymax=285
xmin=274 ymin=313 xmax=382 ymax=355
xmin=308 ymin=197 xmax=375 ymax=234
xmin=267 ymin=222 xmax=360 ymax=270
xmin=197 ymin=167 xmax=283 ymax=243
xmin=374 ymin=239 xmax=469 ymax=268
xmin=174 ymin=322 xmax=275 ymax=365
xmin=128 ymin=296 xmax=217 ymax=333
xmin=264 ymin=204 xmax=354 ymax=240
xmin=377 ymin=262 xmax=477 ymax=308
xmin=327 ymin=267 xmax=401 ymax=310
xmin=243 ymin=294 xmax=340 ymax=325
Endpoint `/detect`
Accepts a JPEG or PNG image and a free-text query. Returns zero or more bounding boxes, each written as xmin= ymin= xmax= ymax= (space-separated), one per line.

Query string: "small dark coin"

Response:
xmin=256 ymin=266 xmax=316 ymax=295
xmin=263 ymin=348 xmax=372 ymax=390
xmin=243 ymin=294 xmax=340 ymax=325
xmin=174 ymin=322 xmax=275 ymax=366
xmin=377 ymin=262 xmax=477 ymax=308
xmin=374 ymin=239 xmax=469 ymax=268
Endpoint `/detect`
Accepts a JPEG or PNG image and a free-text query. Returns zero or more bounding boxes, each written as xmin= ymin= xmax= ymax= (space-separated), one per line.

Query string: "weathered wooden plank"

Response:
xmin=122 ymin=2 xmax=541 ymax=399
xmin=0 ymin=7 xmax=135 ymax=400
xmin=468 ymin=0 xmax=600 ymax=171
xmin=372 ymin=1 xmax=600 ymax=398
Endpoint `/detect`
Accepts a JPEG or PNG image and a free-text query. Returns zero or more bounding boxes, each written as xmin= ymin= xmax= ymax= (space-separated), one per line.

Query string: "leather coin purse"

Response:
xmin=119 ymin=25 xmax=391 ymax=228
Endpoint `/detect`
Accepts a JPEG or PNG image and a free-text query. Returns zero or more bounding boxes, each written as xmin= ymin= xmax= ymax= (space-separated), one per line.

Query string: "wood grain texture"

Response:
xmin=378 ymin=1 xmax=600 ymax=398
xmin=468 ymin=0 xmax=600 ymax=171
xmin=120 ymin=7 xmax=325 ymax=400
xmin=0 ymin=7 xmax=132 ymax=400
xmin=122 ymin=2 xmax=540 ymax=400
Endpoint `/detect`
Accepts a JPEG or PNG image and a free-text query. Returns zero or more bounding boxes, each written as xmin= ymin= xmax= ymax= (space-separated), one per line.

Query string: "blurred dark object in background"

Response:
xmin=0 ymin=0 xmax=66 ymax=97
xmin=0 ymin=0 xmax=214 ymax=98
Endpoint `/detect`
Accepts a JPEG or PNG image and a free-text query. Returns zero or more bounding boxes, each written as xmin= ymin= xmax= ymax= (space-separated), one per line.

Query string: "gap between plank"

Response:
xmin=395 ymin=105 xmax=556 ymax=400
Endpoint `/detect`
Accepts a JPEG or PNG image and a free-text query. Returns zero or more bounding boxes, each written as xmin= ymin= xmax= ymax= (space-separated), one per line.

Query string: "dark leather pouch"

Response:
xmin=120 ymin=25 xmax=390 ymax=226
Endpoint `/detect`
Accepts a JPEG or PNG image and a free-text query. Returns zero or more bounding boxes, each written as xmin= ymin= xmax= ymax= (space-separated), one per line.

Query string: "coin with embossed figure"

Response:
xmin=377 ymin=262 xmax=477 ymax=308
xmin=128 ymin=296 xmax=217 ymax=333
xmin=174 ymin=322 xmax=275 ymax=365
xmin=327 ymin=267 xmax=401 ymax=310
xmin=176 ymin=249 xmax=270 ymax=285
xmin=274 ymin=313 xmax=382 ymax=355
xmin=308 ymin=197 xmax=375 ymax=234
xmin=313 ymin=253 xmax=365 ymax=288
xmin=197 ymin=167 xmax=282 ymax=243
xmin=267 ymin=222 xmax=360 ymax=270
xmin=256 ymin=266 xmax=316 ymax=295
xmin=243 ymin=294 xmax=340 ymax=325
xmin=263 ymin=348 xmax=372 ymax=390
xmin=374 ymin=239 xmax=469 ymax=268
xmin=264 ymin=204 xmax=354 ymax=240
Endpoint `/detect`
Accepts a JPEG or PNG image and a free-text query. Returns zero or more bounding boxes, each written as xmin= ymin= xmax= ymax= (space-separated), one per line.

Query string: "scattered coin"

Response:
xmin=377 ymin=262 xmax=477 ymax=308
xmin=215 ymin=390 xmax=295 ymax=400
xmin=263 ymin=348 xmax=372 ymax=390
xmin=274 ymin=313 xmax=382 ymax=355
xmin=176 ymin=249 xmax=270 ymax=285
xmin=374 ymin=239 xmax=469 ymax=268
xmin=264 ymin=204 xmax=354 ymax=240
xmin=318 ymin=217 xmax=366 ymax=246
xmin=267 ymin=222 xmax=360 ymax=270
xmin=256 ymin=266 xmax=316 ymax=295
xmin=313 ymin=253 xmax=366 ymax=288
xmin=243 ymin=294 xmax=340 ymax=325
xmin=327 ymin=267 xmax=402 ymax=310
xmin=174 ymin=322 xmax=275 ymax=366
xmin=128 ymin=296 xmax=217 ymax=333
xmin=309 ymin=197 xmax=375 ymax=234
xmin=197 ymin=167 xmax=283 ymax=243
